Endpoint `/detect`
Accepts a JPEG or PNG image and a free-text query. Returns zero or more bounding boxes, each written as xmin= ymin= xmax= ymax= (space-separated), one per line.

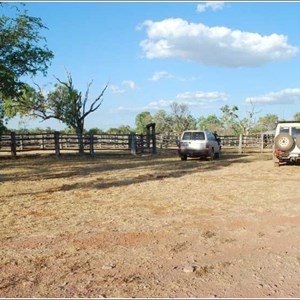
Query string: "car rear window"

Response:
xmin=182 ymin=132 xmax=205 ymax=140
xmin=279 ymin=127 xmax=289 ymax=134
xmin=292 ymin=127 xmax=300 ymax=138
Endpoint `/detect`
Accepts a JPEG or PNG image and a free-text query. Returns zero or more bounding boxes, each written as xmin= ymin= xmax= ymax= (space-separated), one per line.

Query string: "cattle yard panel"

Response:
xmin=0 ymin=132 xmax=274 ymax=157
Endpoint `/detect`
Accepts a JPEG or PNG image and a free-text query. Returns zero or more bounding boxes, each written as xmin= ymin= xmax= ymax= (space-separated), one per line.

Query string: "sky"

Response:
xmin=5 ymin=1 xmax=300 ymax=131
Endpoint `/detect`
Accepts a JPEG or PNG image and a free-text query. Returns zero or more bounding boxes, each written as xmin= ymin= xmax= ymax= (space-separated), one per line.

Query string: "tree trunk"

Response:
xmin=78 ymin=133 xmax=84 ymax=155
xmin=76 ymin=129 xmax=84 ymax=155
xmin=75 ymin=119 xmax=85 ymax=155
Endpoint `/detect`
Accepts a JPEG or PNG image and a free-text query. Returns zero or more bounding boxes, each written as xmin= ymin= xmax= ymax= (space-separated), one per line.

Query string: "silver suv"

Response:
xmin=273 ymin=121 xmax=300 ymax=165
xmin=178 ymin=130 xmax=221 ymax=161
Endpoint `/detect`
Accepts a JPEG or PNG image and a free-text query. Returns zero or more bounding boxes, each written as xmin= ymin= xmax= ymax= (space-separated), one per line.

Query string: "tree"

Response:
xmin=198 ymin=114 xmax=223 ymax=132
xmin=0 ymin=4 xmax=54 ymax=131
xmin=236 ymin=102 xmax=261 ymax=135
xmin=293 ymin=112 xmax=300 ymax=121
xmin=135 ymin=111 xmax=152 ymax=134
xmin=116 ymin=125 xmax=134 ymax=134
xmin=106 ymin=125 xmax=134 ymax=134
xmin=220 ymin=102 xmax=260 ymax=135
xmin=220 ymin=105 xmax=240 ymax=134
xmin=153 ymin=110 xmax=173 ymax=133
xmin=169 ymin=102 xmax=196 ymax=133
xmin=13 ymin=72 xmax=108 ymax=154
xmin=254 ymin=114 xmax=279 ymax=132
xmin=88 ymin=127 xmax=105 ymax=135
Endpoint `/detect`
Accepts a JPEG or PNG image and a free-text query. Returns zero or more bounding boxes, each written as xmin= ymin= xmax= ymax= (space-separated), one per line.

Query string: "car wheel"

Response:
xmin=296 ymin=135 xmax=300 ymax=149
xmin=214 ymin=151 xmax=220 ymax=159
xmin=274 ymin=133 xmax=294 ymax=151
xmin=180 ymin=156 xmax=187 ymax=161
xmin=208 ymin=148 xmax=214 ymax=161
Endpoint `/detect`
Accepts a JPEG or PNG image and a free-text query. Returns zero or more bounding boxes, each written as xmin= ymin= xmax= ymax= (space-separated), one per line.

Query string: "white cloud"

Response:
xmin=147 ymin=99 xmax=174 ymax=110
xmin=110 ymin=80 xmax=137 ymax=94
xmin=146 ymin=90 xmax=227 ymax=110
xmin=149 ymin=71 xmax=175 ymax=81
xmin=139 ymin=18 xmax=298 ymax=67
xmin=112 ymin=106 xmax=142 ymax=114
xmin=197 ymin=2 xmax=225 ymax=13
xmin=245 ymin=88 xmax=300 ymax=105
xmin=110 ymin=85 xmax=125 ymax=94
xmin=149 ymin=71 xmax=200 ymax=82
xmin=122 ymin=80 xmax=136 ymax=89
xmin=177 ymin=91 xmax=228 ymax=103
xmin=112 ymin=89 xmax=228 ymax=114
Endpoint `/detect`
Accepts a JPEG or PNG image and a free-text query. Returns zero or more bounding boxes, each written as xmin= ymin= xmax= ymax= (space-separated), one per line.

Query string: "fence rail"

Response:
xmin=0 ymin=132 xmax=275 ymax=157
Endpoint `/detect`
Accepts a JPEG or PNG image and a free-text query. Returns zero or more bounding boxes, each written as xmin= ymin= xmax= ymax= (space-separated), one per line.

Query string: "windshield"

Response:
xmin=182 ymin=132 xmax=205 ymax=140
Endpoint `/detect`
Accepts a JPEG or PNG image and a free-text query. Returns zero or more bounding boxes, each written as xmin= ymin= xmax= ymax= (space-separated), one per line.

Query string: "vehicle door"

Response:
xmin=207 ymin=132 xmax=220 ymax=152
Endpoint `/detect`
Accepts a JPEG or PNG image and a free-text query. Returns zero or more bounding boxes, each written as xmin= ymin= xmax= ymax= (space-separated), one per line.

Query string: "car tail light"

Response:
xmin=274 ymin=150 xmax=285 ymax=157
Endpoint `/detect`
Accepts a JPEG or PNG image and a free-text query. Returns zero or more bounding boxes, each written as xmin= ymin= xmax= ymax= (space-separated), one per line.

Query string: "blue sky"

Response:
xmin=6 ymin=1 xmax=300 ymax=131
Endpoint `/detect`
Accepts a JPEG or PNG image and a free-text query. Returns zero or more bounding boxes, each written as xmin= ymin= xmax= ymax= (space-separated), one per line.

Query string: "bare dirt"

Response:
xmin=0 ymin=151 xmax=300 ymax=298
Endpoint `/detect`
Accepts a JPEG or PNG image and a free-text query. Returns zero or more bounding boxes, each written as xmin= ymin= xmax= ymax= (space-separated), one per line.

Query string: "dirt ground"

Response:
xmin=0 ymin=151 xmax=300 ymax=298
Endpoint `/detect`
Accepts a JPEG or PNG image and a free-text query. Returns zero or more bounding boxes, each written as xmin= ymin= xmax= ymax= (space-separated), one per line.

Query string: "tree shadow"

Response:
xmin=0 ymin=151 xmax=264 ymax=197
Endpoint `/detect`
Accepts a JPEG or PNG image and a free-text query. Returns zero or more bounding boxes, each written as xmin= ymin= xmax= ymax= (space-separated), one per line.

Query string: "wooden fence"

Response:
xmin=0 ymin=132 xmax=157 ymax=157
xmin=0 ymin=132 xmax=274 ymax=157
xmin=156 ymin=132 xmax=274 ymax=153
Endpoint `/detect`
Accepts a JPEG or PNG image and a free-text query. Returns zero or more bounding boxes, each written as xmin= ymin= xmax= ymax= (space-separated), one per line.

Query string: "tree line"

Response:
xmin=134 ymin=103 xmax=300 ymax=135
xmin=7 ymin=102 xmax=300 ymax=137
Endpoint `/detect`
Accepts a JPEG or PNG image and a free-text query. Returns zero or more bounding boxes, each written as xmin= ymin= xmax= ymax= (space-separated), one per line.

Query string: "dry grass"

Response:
xmin=1 ymin=152 xmax=300 ymax=297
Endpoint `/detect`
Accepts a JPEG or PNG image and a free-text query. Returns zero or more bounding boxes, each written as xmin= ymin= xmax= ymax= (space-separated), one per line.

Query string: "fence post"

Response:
xmin=152 ymin=126 xmax=157 ymax=154
xmin=20 ymin=134 xmax=23 ymax=150
xmin=130 ymin=133 xmax=137 ymax=155
xmin=40 ymin=135 xmax=44 ymax=149
xmin=238 ymin=134 xmax=243 ymax=154
xmin=140 ymin=134 xmax=144 ymax=153
xmin=54 ymin=131 xmax=60 ymax=157
xmin=89 ymin=134 xmax=95 ymax=157
xmin=260 ymin=133 xmax=264 ymax=153
xmin=128 ymin=134 xmax=132 ymax=149
xmin=11 ymin=132 xmax=17 ymax=158
xmin=146 ymin=127 xmax=150 ymax=150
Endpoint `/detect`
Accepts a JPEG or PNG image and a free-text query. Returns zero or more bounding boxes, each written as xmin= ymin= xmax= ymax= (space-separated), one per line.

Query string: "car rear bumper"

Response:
xmin=273 ymin=150 xmax=300 ymax=162
xmin=178 ymin=149 xmax=209 ymax=158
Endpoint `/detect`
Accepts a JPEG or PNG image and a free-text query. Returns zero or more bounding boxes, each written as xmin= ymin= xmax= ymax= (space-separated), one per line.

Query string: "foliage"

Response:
xmin=0 ymin=4 xmax=54 ymax=135
xmin=293 ymin=112 xmax=300 ymax=121
xmin=0 ymin=119 xmax=8 ymax=133
xmin=135 ymin=111 xmax=153 ymax=134
xmin=169 ymin=102 xmax=197 ymax=133
xmin=0 ymin=4 xmax=53 ymax=104
xmin=153 ymin=110 xmax=173 ymax=133
xmin=198 ymin=114 xmax=223 ymax=132
xmin=87 ymin=127 xmax=105 ymax=135
xmin=12 ymin=72 xmax=108 ymax=154
xmin=254 ymin=114 xmax=279 ymax=132
xmin=220 ymin=105 xmax=240 ymax=134
xmin=106 ymin=125 xmax=134 ymax=134
xmin=220 ymin=102 xmax=260 ymax=135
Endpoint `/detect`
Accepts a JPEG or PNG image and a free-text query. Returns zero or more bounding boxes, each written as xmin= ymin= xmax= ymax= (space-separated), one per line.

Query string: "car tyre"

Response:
xmin=214 ymin=152 xmax=220 ymax=159
xmin=208 ymin=148 xmax=214 ymax=161
xmin=296 ymin=135 xmax=300 ymax=149
xmin=274 ymin=133 xmax=294 ymax=151
xmin=180 ymin=156 xmax=187 ymax=161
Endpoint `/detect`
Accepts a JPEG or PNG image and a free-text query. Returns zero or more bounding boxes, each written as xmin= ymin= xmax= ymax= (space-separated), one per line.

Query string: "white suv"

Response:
xmin=178 ymin=130 xmax=221 ymax=161
xmin=273 ymin=121 xmax=300 ymax=165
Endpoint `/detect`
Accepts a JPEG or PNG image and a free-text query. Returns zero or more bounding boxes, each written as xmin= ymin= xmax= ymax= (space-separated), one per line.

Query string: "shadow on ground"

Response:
xmin=0 ymin=151 xmax=271 ymax=194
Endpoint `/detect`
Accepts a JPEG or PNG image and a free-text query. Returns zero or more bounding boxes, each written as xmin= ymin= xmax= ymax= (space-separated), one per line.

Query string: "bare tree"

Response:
xmin=170 ymin=102 xmax=196 ymax=133
xmin=16 ymin=72 xmax=108 ymax=154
